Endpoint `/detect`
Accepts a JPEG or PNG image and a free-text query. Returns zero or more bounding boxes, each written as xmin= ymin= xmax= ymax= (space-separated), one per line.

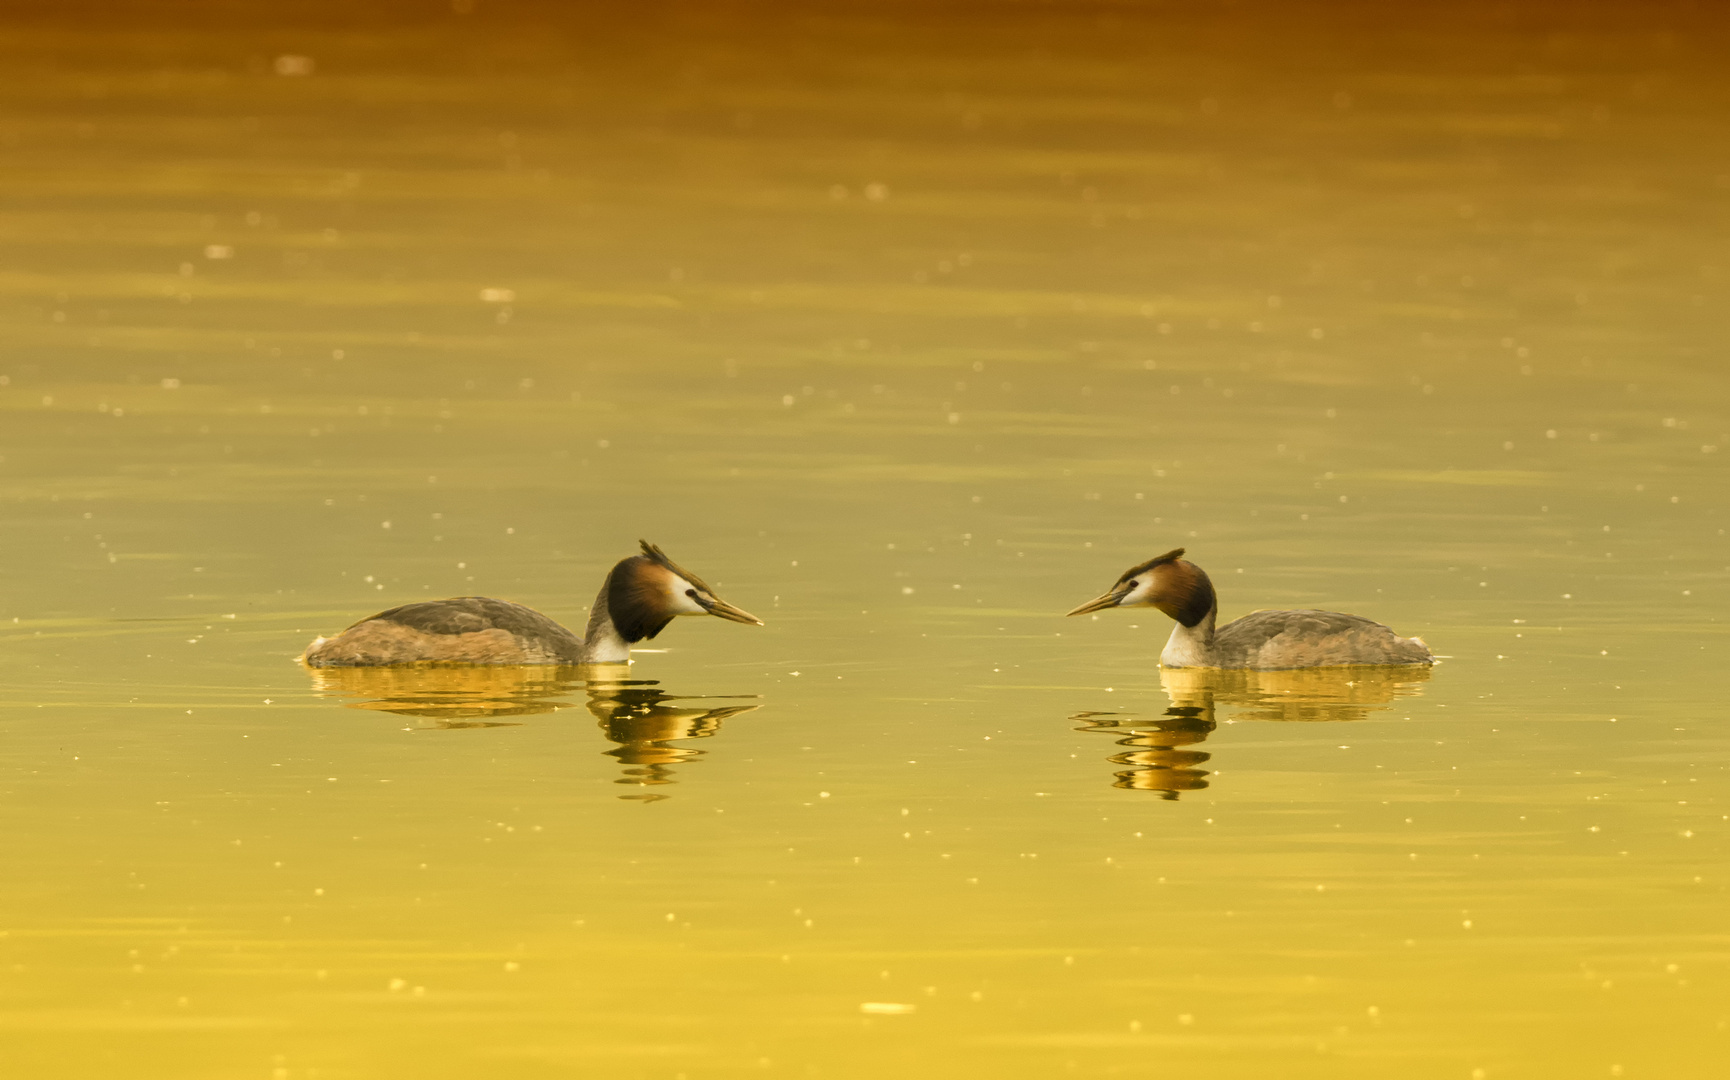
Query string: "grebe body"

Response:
xmin=1067 ymin=548 xmax=1431 ymax=669
xmin=301 ymin=541 xmax=760 ymax=667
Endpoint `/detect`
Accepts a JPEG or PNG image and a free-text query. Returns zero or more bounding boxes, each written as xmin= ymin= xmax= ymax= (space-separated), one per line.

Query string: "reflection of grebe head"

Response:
xmin=588 ymin=690 xmax=761 ymax=799
xmin=1065 ymin=547 xmax=1216 ymax=627
xmin=1072 ymin=710 xmax=1214 ymax=799
xmin=605 ymin=540 xmax=764 ymax=643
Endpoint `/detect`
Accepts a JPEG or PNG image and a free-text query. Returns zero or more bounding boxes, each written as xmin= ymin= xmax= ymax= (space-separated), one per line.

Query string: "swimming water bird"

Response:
xmin=300 ymin=540 xmax=761 ymax=667
xmin=1065 ymin=548 xmax=1432 ymax=669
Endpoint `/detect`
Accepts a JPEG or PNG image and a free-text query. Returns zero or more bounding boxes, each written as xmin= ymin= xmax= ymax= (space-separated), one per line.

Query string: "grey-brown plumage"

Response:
xmin=1066 ymin=548 xmax=1433 ymax=669
xmin=301 ymin=540 xmax=761 ymax=667
xmin=1204 ymin=607 xmax=1433 ymax=669
xmin=302 ymin=596 xmax=586 ymax=666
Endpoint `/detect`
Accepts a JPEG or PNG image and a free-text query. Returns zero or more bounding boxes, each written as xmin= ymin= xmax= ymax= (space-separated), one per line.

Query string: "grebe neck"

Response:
xmin=579 ymin=579 xmax=632 ymax=664
xmin=1160 ymin=603 xmax=1217 ymax=668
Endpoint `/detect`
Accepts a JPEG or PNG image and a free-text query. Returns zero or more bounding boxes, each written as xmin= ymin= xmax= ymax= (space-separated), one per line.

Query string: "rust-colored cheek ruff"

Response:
xmin=1152 ymin=560 xmax=1216 ymax=628
xmin=606 ymin=557 xmax=678 ymax=643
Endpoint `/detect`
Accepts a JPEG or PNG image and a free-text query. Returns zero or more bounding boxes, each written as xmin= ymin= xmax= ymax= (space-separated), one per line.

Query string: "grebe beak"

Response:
xmin=1064 ymin=585 xmax=1130 ymax=617
xmin=698 ymin=595 xmax=764 ymax=626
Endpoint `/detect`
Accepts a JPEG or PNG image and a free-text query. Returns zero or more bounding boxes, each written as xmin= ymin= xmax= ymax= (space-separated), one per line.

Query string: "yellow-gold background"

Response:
xmin=0 ymin=1 xmax=1726 ymax=1077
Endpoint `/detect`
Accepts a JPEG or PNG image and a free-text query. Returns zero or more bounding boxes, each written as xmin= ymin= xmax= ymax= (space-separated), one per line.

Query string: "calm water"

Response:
xmin=1 ymin=1 xmax=1727 ymax=1077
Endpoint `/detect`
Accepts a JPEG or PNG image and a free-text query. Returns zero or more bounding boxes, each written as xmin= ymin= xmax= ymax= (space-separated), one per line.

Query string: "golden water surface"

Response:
xmin=1 ymin=1 xmax=1726 ymax=1077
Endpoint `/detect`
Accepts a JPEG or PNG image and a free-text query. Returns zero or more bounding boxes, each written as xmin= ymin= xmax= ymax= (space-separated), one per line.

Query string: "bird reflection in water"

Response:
xmin=305 ymin=664 xmax=587 ymax=728
xmin=1071 ymin=706 xmax=1215 ymax=799
xmin=1072 ymin=665 xmax=1433 ymax=798
xmin=584 ymin=681 xmax=761 ymax=801
xmin=306 ymin=665 xmax=760 ymax=800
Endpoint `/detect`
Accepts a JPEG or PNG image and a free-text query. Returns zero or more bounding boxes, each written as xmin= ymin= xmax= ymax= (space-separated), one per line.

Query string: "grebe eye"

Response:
xmin=685 ymin=589 xmax=698 ymax=598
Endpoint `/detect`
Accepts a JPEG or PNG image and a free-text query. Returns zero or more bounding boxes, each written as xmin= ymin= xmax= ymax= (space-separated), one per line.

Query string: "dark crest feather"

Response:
xmin=1115 ymin=547 xmax=1185 ymax=585
xmin=637 ymin=539 xmax=715 ymax=594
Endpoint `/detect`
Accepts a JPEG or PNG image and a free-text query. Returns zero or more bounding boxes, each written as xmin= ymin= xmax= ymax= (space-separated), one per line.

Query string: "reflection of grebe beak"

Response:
xmin=1064 ymin=585 xmax=1129 ymax=617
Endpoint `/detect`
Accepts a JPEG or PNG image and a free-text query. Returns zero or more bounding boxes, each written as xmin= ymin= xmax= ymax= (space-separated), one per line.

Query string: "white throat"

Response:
xmin=580 ymin=614 xmax=631 ymax=664
xmin=1159 ymin=605 xmax=1217 ymax=668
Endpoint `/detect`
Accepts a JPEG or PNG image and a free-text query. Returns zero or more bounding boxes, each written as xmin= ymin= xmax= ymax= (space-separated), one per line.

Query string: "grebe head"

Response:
xmin=1065 ymin=547 xmax=1214 ymax=627
xmin=606 ymin=539 xmax=764 ymax=643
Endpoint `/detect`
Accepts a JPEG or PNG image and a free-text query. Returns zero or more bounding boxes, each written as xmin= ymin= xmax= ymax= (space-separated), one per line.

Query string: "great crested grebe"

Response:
xmin=300 ymin=540 xmax=761 ymax=667
xmin=1066 ymin=548 xmax=1432 ymax=669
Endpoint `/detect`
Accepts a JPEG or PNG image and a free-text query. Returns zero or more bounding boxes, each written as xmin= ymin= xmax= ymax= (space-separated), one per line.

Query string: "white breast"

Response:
xmin=1160 ymin=621 xmax=1215 ymax=668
